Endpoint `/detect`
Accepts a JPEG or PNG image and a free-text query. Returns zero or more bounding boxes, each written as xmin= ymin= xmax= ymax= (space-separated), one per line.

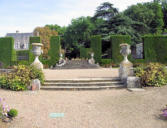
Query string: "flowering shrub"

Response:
xmin=162 ymin=105 xmax=167 ymax=118
xmin=0 ymin=65 xmax=44 ymax=91
xmin=135 ymin=63 xmax=167 ymax=87
xmin=0 ymin=98 xmax=10 ymax=119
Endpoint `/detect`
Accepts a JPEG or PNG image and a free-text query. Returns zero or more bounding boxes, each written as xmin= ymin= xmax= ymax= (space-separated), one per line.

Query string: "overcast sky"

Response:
xmin=0 ymin=0 xmax=153 ymax=36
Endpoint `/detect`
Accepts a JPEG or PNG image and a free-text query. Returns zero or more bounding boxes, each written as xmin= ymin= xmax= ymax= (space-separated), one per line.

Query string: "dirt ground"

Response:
xmin=0 ymin=86 xmax=167 ymax=128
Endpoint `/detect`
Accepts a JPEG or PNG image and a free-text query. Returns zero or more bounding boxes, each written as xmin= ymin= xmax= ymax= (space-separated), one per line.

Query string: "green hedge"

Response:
xmin=143 ymin=35 xmax=167 ymax=63
xmin=48 ymin=36 xmax=60 ymax=66
xmin=29 ymin=37 xmax=41 ymax=63
xmin=16 ymin=50 xmax=29 ymax=65
xmin=0 ymin=37 xmax=16 ymax=67
xmin=90 ymin=35 xmax=102 ymax=63
xmin=80 ymin=47 xmax=91 ymax=59
xmin=110 ymin=35 xmax=131 ymax=64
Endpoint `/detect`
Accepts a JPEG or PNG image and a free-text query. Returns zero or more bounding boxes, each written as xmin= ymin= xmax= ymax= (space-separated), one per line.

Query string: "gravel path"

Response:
xmin=1 ymin=87 xmax=167 ymax=128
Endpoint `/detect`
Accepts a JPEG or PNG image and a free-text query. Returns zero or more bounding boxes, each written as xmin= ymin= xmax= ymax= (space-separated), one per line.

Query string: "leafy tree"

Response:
xmin=64 ymin=16 xmax=95 ymax=48
xmin=45 ymin=24 xmax=66 ymax=36
xmin=33 ymin=27 xmax=58 ymax=58
xmin=124 ymin=2 xmax=164 ymax=33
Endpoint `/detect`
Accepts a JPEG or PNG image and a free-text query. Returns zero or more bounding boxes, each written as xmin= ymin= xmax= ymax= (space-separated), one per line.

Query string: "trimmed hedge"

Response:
xmin=90 ymin=35 xmax=102 ymax=63
xmin=110 ymin=35 xmax=131 ymax=63
xmin=0 ymin=37 xmax=16 ymax=67
xmin=29 ymin=37 xmax=41 ymax=63
xmin=80 ymin=47 xmax=91 ymax=59
xmin=16 ymin=50 xmax=29 ymax=65
xmin=143 ymin=35 xmax=167 ymax=63
xmin=48 ymin=36 xmax=60 ymax=66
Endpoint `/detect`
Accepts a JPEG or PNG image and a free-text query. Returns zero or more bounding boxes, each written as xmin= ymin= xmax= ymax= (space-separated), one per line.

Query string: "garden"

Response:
xmin=1 ymin=0 xmax=167 ymax=127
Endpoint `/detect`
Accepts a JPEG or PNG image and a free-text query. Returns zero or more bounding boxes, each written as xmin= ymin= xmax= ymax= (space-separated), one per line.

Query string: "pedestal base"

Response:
xmin=119 ymin=61 xmax=134 ymax=83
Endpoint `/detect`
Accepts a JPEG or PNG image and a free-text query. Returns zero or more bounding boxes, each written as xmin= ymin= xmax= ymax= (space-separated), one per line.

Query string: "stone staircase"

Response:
xmin=54 ymin=60 xmax=99 ymax=69
xmin=41 ymin=77 xmax=125 ymax=90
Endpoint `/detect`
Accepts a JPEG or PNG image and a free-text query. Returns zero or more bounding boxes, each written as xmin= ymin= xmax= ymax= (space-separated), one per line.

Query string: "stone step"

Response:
xmin=45 ymin=77 xmax=121 ymax=83
xmin=44 ymin=81 xmax=123 ymax=86
xmin=41 ymin=84 xmax=125 ymax=91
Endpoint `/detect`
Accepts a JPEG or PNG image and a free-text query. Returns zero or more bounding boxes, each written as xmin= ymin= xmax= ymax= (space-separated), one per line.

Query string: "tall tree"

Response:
xmin=124 ymin=2 xmax=164 ymax=33
xmin=93 ymin=2 xmax=118 ymax=21
xmin=33 ymin=27 xmax=58 ymax=58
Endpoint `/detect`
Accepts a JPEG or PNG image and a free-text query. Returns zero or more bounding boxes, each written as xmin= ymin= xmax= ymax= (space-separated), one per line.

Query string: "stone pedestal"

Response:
xmin=119 ymin=61 xmax=134 ymax=83
xmin=119 ymin=43 xmax=134 ymax=83
xmin=127 ymin=76 xmax=141 ymax=88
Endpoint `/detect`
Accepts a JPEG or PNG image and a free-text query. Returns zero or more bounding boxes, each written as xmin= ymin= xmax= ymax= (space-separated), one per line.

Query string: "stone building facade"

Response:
xmin=6 ymin=31 xmax=33 ymax=50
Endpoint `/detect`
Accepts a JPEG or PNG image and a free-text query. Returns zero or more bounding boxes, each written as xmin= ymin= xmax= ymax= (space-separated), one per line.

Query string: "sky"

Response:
xmin=0 ymin=0 xmax=153 ymax=36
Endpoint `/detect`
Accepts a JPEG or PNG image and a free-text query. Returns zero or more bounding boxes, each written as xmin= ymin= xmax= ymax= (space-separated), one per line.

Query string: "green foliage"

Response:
xmin=100 ymin=59 xmax=112 ymax=67
xmin=29 ymin=66 xmax=45 ymax=84
xmin=93 ymin=2 xmax=118 ymax=20
xmin=90 ymin=35 xmax=102 ymax=63
xmin=0 ymin=37 xmax=16 ymax=67
xmin=80 ymin=47 xmax=91 ymax=59
xmin=48 ymin=36 xmax=60 ymax=66
xmin=16 ymin=50 xmax=29 ymax=65
xmin=135 ymin=63 xmax=167 ymax=87
xmin=143 ymin=35 xmax=167 ymax=63
xmin=45 ymin=24 xmax=66 ymax=36
xmin=29 ymin=37 xmax=41 ymax=63
xmin=111 ymin=35 xmax=131 ymax=63
xmin=7 ymin=109 xmax=18 ymax=118
xmin=124 ymin=2 xmax=164 ymax=34
xmin=64 ymin=16 xmax=95 ymax=57
xmin=0 ymin=65 xmax=44 ymax=91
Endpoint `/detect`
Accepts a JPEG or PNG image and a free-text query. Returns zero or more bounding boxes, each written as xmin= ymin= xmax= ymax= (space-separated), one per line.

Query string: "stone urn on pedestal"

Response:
xmin=31 ymin=43 xmax=43 ymax=70
xmin=119 ymin=43 xmax=133 ymax=83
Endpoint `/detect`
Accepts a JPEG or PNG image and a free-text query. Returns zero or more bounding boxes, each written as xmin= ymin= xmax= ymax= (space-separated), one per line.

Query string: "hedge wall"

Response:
xmin=90 ymin=35 xmax=102 ymax=63
xmin=143 ymin=35 xmax=167 ymax=63
xmin=48 ymin=36 xmax=60 ymax=66
xmin=0 ymin=37 xmax=16 ymax=67
xmin=29 ymin=37 xmax=41 ymax=63
xmin=110 ymin=35 xmax=131 ymax=63
xmin=80 ymin=47 xmax=91 ymax=59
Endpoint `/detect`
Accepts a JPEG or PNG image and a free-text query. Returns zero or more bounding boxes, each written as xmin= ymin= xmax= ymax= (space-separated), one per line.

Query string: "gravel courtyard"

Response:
xmin=1 ymin=87 xmax=167 ymax=128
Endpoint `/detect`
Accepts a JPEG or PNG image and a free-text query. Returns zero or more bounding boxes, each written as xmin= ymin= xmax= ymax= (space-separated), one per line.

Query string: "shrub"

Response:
xmin=90 ymin=35 xmax=102 ymax=63
xmin=30 ymin=66 xmax=44 ymax=84
xmin=100 ymin=59 xmax=112 ymax=67
xmin=0 ymin=37 xmax=16 ymax=67
xmin=0 ymin=65 xmax=44 ymax=91
xmin=135 ymin=63 xmax=167 ymax=87
xmin=48 ymin=36 xmax=60 ymax=66
xmin=7 ymin=109 xmax=18 ymax=118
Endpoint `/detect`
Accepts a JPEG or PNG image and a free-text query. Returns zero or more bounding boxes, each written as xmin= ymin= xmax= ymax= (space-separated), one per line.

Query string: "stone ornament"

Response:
xmin=119 ymin=43 xmax=134 ymax=83
xmin=31 ymin=43 xmax=43 ymax=70
xmin=88 ymin=52 xmax=95 ymax=64
xmin=120 ymin=43 xmax=131 ymax=63
xmin=56 ymin=53 xmax=66 ymax=67
xmin=31 ymin=79 xmax=41 ymax=91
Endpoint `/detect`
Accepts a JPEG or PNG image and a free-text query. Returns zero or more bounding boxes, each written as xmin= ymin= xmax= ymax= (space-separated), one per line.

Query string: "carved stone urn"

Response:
xmin=31 ymin=43 xmax=43 ymax=70
xmin=119 ymin=43 xmax=133 ymax=83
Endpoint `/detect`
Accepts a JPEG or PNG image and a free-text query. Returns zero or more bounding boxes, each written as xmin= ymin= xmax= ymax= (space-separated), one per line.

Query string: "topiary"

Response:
xmin=7 ymin=109 xmax=18 ymax=118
